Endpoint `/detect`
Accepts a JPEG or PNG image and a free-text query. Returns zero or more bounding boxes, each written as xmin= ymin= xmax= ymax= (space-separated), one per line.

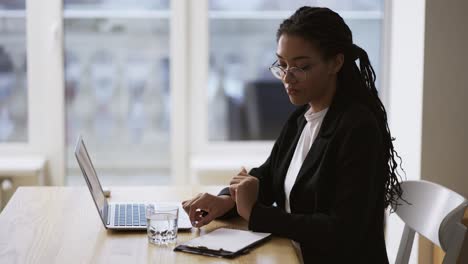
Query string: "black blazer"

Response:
xmin=219 ymin=91 xmax=389 ymax=264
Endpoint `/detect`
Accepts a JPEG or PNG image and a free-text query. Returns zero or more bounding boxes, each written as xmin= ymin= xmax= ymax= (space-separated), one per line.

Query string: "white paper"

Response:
xmin=182 ymin=228 xmax=271 ymax=253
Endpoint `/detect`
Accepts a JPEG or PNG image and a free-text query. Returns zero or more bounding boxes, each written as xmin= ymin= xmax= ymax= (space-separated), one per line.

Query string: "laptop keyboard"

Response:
xmin=112 ymin=203 xmax=146 ymax=227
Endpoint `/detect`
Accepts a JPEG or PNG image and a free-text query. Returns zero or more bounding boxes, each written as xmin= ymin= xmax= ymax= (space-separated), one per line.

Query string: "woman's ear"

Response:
xmin=329 ymin=53 xmax=344 ymax=74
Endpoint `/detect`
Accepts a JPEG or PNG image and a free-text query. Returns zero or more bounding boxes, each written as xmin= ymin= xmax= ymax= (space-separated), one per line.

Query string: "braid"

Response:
xmin=278 ymin=6 xmax=405 ymax=210
xmin=352 ymin=45 xmax=405 ymax=210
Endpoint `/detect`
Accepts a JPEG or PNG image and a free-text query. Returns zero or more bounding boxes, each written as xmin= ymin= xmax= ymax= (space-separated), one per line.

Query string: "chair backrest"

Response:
xmin=392 ymin=180 xmax=467 ymax=264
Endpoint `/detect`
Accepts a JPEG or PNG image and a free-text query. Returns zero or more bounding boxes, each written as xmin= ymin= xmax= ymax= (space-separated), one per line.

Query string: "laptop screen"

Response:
xmin=74 ymin=136 xmax=108 ymax=226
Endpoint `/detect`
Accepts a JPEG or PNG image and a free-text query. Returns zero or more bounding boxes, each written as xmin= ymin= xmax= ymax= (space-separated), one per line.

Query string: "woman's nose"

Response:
xmin=283 ymin=70 xmax=297 ymax=84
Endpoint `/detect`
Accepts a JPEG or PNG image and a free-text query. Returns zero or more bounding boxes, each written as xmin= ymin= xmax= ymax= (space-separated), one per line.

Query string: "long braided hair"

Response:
xmin=277 ymin=6 xmax=404 ymax=210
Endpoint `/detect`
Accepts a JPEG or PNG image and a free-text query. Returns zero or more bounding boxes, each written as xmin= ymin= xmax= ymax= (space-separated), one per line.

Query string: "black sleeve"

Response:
xmin=216 ymin=106 xmax=303 ymax=219
xmin=216 ymin=140 xmax=280 ymax=219
xmin=247 ymin=115 xmax=384 ymax=251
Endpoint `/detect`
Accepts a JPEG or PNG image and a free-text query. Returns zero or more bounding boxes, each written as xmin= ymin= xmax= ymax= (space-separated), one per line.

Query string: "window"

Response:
xmin=206 ymin=0 xmax=384 ymax=142
xmin=63 ymin=0 xmax=172 ymax=185
xmin=188 ymin=0 xmax=385 ymax=184
xmin=0 ymin=1 xmax=27 ymax=143
xmin=3 ymin=0 xmax=386 ymax=186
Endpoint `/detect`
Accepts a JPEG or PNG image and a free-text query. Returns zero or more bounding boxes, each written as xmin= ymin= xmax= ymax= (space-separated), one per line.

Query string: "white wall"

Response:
xmin=386 ymin=0 xmax=426 ymax=263
xmin=387 ymin=0 xmax=468 ymax=263
xmin=421 ymin=0 xmax=468 ymax=200
xmin=420 ymin=0 xmax=468 ymax=262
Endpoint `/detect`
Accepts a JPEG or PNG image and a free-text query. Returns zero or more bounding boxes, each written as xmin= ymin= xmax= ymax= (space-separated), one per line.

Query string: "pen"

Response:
xmin=192 ymin=210 xmax=209 ymax=226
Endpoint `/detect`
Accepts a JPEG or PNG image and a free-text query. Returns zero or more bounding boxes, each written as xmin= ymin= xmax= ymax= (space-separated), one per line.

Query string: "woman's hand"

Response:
xmin=182 ymin=193 xmax=235 ymax=228
xmin=229 ymin=168 xmax=259 ymax=222
xmin=229 ymin=167 xmax=249 ymax=201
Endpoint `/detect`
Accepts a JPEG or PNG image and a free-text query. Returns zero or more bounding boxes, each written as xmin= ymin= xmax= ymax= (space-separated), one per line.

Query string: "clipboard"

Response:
xmin=174 ymin=228 xmax=272 ymax=258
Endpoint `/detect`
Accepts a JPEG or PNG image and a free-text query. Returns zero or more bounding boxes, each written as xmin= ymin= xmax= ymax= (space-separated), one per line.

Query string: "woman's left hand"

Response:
xmin=231 ymin=175 xmax=259 ymax=222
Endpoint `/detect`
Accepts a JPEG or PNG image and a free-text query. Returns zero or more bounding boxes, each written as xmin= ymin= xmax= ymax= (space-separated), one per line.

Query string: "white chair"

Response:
xmin=392 ymin=180 xmax=467 ymax=264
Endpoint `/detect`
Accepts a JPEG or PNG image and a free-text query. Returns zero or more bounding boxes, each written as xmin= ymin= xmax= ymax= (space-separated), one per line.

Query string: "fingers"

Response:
xmin=229 ymin=175 xmax=248 ymax=185
xmin=229 ymin=183 xmax=238 ymax=201
xmin=181 ymin=200 xmax=191 ymax=215
xmin=240 ymin=166 xmax=248 ymax=175
xmin=181 ymin=199 xmax=189 ymax=211
xmin=182 ymin=193 xmax=201 ymax=216
xmin=182 ymin=193 xmax=237 ymax=228
xmin=229 ymin=173 xmax=256 ymax=201
xmin=182 ymin=199 xmax=197 ymax=217
xmin=228 ymin=166 xmax=249 ymax=188
xmin=186 ymin=193 xmax=215 ymax=227
xmin=190 ymin=208 xmax=210 ymax=228
xmin=195 ymin=211 xmax=215 ymax=228
xmin=188 ymin=198 xmax=204 ymax=224
xmin=230 ymin=175 xmax=257 ymax=189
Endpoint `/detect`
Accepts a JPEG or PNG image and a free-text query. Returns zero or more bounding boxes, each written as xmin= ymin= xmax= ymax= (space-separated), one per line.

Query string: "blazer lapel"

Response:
xmin=275 ymin=112 xmax=307 ymax=208
xmin=293 ymin=92 xmax=347 ymax=186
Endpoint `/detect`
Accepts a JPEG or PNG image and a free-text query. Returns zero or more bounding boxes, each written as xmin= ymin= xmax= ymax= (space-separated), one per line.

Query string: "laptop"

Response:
xmin=74 ymin=135 xmax=192 ymax=230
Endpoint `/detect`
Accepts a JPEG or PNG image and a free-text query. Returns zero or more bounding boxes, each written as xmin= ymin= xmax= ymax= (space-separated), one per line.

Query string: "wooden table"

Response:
xmin=0 ymin=186 xmax=300 ymax=264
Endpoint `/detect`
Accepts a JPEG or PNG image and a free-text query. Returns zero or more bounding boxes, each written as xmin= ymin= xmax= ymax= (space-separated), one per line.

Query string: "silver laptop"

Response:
xmin=74 ymin=135 xmax=192 ymax=230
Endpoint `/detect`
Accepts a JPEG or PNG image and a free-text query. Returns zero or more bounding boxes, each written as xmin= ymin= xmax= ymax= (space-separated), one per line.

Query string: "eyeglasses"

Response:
xmin=269 ymin=60 xmax=308 ymax=82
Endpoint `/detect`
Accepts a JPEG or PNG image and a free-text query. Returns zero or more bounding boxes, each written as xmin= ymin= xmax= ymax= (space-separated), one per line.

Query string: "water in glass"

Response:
xmin=146 ymin=205 xmax=178 ymax=245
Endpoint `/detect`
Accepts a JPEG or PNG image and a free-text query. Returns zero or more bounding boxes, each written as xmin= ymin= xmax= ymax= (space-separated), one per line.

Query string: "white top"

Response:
xmin=284 ymin=107 xmax=328 ymax=213
xmin=284 ymin=107 xmax=328 ymax=261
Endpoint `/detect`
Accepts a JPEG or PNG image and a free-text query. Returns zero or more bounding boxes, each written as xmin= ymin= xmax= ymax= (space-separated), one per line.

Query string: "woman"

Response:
xmin=182 ymin=6 xmax=403 ymax=264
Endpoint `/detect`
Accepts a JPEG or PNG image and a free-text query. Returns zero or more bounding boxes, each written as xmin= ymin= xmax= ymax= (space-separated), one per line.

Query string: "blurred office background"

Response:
xmin=1 ymin=1 xmax=467 ymax=263
xmin=0 ymin=0 xmax=384 ymax=187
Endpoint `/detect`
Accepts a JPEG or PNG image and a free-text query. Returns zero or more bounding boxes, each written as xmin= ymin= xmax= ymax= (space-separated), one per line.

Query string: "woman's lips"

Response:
xmin=286 ymin=87 xmax=299 ymax=95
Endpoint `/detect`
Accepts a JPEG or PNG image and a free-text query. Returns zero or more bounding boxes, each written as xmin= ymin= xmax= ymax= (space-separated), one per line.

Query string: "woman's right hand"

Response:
xmin=228 ymin=167 xmax=249 ymax=201
xmin=182 ymin=193 xmax=235 ymax=228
